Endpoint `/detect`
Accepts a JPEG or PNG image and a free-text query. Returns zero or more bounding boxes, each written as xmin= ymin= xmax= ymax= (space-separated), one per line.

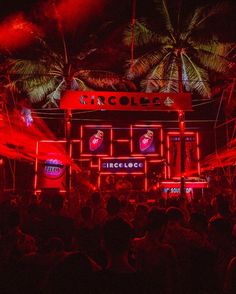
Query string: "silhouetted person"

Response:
xmin=224 ymin=256 xmax=236 ymax=294
xmin=208 ymin=217 xmax=236 ymax=292
xmin=132 ymin=204 xmax=148 ymax=238
xmin=95 ymin=217 xmax=145 ymax=294
xmin=133 ymin=208 xmax=179 ymax=294
xmin=106 ymin=196 xmax=121 ymax=219
xmin=41 ymin=193 xmax=74 ymax=250
xmin=45 ymin=252 xmax=94 ymax=294
xmin=164 ymin=207 xmax=204 ymax=294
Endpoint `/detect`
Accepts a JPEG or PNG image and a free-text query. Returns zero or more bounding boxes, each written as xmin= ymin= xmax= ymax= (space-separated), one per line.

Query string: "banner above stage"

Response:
xmin=60 ymin=91 xmax=192 ymax=111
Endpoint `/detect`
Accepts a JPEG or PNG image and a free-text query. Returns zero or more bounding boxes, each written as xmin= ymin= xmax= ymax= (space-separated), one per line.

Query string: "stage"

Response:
xmin=34 ymin=123 xmax=208 ymax=200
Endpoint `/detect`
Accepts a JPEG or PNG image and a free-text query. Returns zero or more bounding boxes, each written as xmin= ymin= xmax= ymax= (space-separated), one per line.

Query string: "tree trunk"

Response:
xmin=177 ymin=50 xmax=186 ymax=197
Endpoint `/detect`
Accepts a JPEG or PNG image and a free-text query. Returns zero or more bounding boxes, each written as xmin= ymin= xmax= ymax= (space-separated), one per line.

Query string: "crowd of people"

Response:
xmin=0 ymin=188 xmax=236 ymax=294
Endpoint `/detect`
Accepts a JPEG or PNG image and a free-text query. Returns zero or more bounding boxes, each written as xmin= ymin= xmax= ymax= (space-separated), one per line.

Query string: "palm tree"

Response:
xmin=124 ymin=0 xmax=234 ymax=193
xmin=6 ymin=3 xmax=136 ymax=108
xmin=7 ymin=42 xmax=135 ymax=108
xmin=124 ymin=0 xmax=234 ymax=98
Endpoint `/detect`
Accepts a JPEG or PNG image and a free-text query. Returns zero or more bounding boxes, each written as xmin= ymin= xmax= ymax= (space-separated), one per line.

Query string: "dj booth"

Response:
xmin=34 ymin=123 xmax=208 ymax=199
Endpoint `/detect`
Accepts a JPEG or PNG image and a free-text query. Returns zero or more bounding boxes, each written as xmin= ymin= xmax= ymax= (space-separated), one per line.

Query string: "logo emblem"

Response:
xmin=164 ymin=97 xmax=174 ymax=107
xmin=44 ymin=158 xmax=65 ymax=179
xmin=89 ymin=130 xmax=104 ymax=151
xmin=139 ymin=130 xmax=154 ymax=151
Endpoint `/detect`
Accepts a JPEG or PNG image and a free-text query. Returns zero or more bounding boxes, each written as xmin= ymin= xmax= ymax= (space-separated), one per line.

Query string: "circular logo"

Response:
xmin=44 ymin=158 xmax=65 ymax=179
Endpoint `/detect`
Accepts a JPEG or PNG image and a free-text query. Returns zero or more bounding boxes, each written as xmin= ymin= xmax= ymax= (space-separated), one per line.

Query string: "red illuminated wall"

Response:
xmin=72 ymin=124 xmax=164 ymax=191
xmin=166 ymin=132 xmax=200 ymax=178
xmin=34 ymin=126 xmax=202 ymax=193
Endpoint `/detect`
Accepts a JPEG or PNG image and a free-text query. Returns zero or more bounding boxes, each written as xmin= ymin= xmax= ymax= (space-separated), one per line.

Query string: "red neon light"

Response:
xmin=98 ymin=174 xmax=101 ymax=188
xmin=35 ymin=190 xmax=67 ymax=193
xmin=80 ymin=126 xmax=83 ymax=153
xmin=167 ymin=135 xmax=170 ymax=178
xmin=69 ymin=143 xmax=72 ymax=188
xmin=97 ymin=157 xmax=101 ymax=188
xmin=145 ymin=160 xmax=147 ymax=191
xmin=131 ymin=153 xmax=160 ymax=157
xmin=39 ymin=140 xmax=66 ymax=143
xmin=83 ymin=124 xmax=112 ymax=128
xmin=34 ymin=141 xmax=39 ymax=190
xmin=160 ymin=128 xmax=164 ymax=156
xmin=133 ymin=124 xmax=162 ymax=128
xmin=90 ymin=162 xmax=98 ymax=168
xmin=80 ymin=154 xmax=109 ymax=157
xmin=167 ymin=131 xmax=195 ymax=135
xmin=196 ymin=132 xmax=201 ymax=175
xmin=100 ymin=172 xmax=144 ymax=175
xmin=102 ymin=156 xmax=145 ymax=160
xmin=130 ymin=125 xmax=133 ymax=153
xmin=161 ymin=181 xmax=208 ymax=188
xmin=110 ymin=128 xmax=113 ymax=156
xmin=145 ymin=177 xmax=147 ymax=191
xmin=115 ymin=139 xmax=130 ymax=142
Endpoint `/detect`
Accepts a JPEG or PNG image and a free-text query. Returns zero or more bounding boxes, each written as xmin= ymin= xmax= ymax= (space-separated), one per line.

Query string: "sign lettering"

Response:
xmin=60 ymin=91 xmax=192 ymax=111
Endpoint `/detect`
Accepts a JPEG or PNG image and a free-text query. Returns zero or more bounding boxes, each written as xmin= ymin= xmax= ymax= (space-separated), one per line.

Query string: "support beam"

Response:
xmin=178 ymin=110 xmax=186 ymax=197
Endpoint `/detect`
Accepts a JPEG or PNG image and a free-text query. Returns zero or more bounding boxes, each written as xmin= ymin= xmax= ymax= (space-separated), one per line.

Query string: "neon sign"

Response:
xmin=100 ymin=158 xmax=145 ymax=173
xmin=139 ymin=130 xmax=154 ymax=151
xmin=43 ymin=158 xmax=65 ymax=179
xmin=89 ymin=130 xmax=104 ymax=151
xmin=60 ymin=91 xmax=192 ymax=111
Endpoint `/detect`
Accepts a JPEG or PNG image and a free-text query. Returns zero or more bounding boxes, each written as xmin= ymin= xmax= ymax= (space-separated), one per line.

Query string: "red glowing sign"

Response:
xmin=100 ymin=158 xmax=145 ymax=174
xmin=60 ymin=91 xmax=192 ymax=111
xmin=89 ymin=130 xmax=104 ymax=151
xmin=35 ymin=141 xmax=67 ymax=191
xmin=43 ymin=158 xmax=65 ymax=179
xmin=139 ymin=130 xmax=154 ymax=151
xmin=81 ymin=125 xmax=111 ymax=156
xmin=167 ymin=132 xmax=200 ymax=178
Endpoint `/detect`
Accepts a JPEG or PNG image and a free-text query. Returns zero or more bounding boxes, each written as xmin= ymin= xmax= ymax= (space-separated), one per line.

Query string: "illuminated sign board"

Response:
xmin=100 ymin=158 xmax=145 ymax=173
xmin=43 ymin=158 xmax=65 ymax=179
xmin=60 ymin=91 xmax=192 ymax=111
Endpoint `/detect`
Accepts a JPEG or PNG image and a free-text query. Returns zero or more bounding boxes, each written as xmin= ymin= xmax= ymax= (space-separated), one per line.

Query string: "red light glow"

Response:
xmin=52 ymin=0 xmax=106 ymax=32
xmin=0 ymin=13 xmax=41 ymax=51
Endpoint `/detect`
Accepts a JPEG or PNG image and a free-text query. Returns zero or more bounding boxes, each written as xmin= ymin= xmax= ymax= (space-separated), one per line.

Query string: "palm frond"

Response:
xmin=123 ymin=19 xmax=161 ymax=47
xmin=77 ymin=70 xmax=131 ymax=90
xmin=154 ymin=0 xmax=174 ymax=39
xmin=141 ymin=51 xmax=172 ymax=92
xmin=126 ymin=48 xmax=171 ymax=79
xmin=190 ymin=41 xmax=234 ymax=73
xmin=8 ymin=59 xmax=49 ymax=77
xmin=181 ymin=52 xmax=211 ymax=98
xmin=74 ymin=78 xmax=92 ymax=90
xmin=160 ymin=54 xmax=179 ymax=93
xmin=7 ymin=59 xmax=60 ymax=103
xmin=182 ymin=3 xmax=227 ymax=40
xmin=180 ymin=6 xmax=206 ymax=40
xmin=47 ymin=79 xmax=65 ymax=101
xmin=193 ymin=40 xmax=233 ymax=54
xmin=27 ymin=79 xmax=56 ymax=103
xmin=193 ymin=48 xmax=233 ymax=73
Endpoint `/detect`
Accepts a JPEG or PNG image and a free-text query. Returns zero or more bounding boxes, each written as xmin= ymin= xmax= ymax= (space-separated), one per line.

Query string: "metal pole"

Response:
xmin=177 ymin=50 xmax=185 ymax=197
xmin=65 ymin=109 xmax=72 ymax=193
xmin=179 ymin=111 xmax=185 ymax=197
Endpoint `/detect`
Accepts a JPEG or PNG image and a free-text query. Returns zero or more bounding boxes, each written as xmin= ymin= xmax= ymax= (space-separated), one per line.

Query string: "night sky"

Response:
xmin=0 ymin=0 xmax=235 ymax=122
